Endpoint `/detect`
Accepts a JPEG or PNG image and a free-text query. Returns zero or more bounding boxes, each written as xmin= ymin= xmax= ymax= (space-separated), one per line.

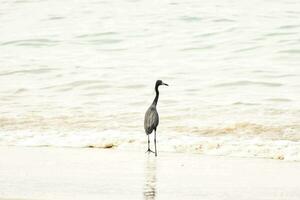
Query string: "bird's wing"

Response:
xmin=144 ymin=107 xmax=159 ymax=134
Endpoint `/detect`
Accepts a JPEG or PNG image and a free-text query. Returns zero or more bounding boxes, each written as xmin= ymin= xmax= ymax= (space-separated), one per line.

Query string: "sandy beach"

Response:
xmin=0 ymin=147 xmax=299 ymax=200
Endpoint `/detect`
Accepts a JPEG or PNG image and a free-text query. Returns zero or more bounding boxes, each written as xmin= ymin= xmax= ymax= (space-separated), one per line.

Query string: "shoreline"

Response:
xmin=1 ymin=146 xmax=300 ymax=200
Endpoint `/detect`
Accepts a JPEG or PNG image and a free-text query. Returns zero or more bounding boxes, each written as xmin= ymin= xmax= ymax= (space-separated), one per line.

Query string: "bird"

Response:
xmin=144 ymin=80 xmax=168 ymax=156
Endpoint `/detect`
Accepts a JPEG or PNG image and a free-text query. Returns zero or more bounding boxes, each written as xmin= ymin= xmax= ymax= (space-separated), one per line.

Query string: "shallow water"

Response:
xmin=0 ymin=0 xmax=300 ymax=160
xmin=1 ymin=147 xmax=300 ymax=200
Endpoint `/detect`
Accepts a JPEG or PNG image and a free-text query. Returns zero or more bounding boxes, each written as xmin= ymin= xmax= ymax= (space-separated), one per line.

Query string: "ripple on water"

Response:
xmin=194 ymin=32 xmax=219 ymax=38
xmin=76 ymin=32 xmax=118 ymax=38
xmin=0 ymin=68 xmax=58 ymax=76
xmin=233 ymin=45 xmax=263 ymax=53
xmin=14 ymin=88 xmax=28 ymax=94
xmin=262 ymin=74 xmax=299 ymax=78
xmin=264 ymin=98 xmax=292 ymax=103
xmin=278 ymin=49 xmax=300 ymax=54
xmin=193 ymin=27 xmax=237 ymax=38
xmin=179 ymin=16 xmax=202 ymax=22
xmin=88 ymin=39 xmax=122 ymax=45
xmin=278 ymin=24 xmax=300 ymax=29
xmin=212 ymin=80 xmax=283 ymax=88
xmin=264 ymin=32 xmax=298 ymax=37
xmin=180 ymin=45 xmax=215 ymax=51
xmin=232 ymin=102 xmax=260 ymax=106
xmin=213 ymin=18 xmax=235 ymax=23
xmin=119 ymin=84 xmax=147 ymax=89
xmin=1 ymin=39 xmax=60 ymax=47
xmin=75 ymin=32 xmax=122 ymax=46
xmin=47 ymin=16 xmax=65 ymax=21
xmin=42 ymin=80 xmax=106 ymax=91
xmin=14 ymin=0 xmax=32 ymax=3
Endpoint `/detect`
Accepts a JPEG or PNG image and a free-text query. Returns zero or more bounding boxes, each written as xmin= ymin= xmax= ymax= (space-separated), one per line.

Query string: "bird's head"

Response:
xmin=156 ymin=80 xmax=169 ymax=87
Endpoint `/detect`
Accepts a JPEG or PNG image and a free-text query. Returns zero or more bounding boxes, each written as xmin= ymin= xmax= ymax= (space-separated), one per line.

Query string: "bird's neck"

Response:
xmin=152 ymin=85 xmax=159 ymax=106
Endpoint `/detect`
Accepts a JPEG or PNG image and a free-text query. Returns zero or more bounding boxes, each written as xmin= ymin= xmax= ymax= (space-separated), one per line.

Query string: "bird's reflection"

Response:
xmin=143 ymin=156 xmax=157 ymax=200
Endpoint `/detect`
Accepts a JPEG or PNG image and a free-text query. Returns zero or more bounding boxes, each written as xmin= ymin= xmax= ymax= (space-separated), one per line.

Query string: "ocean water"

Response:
xmin=1 ymin=0 xmax=300 ymax=160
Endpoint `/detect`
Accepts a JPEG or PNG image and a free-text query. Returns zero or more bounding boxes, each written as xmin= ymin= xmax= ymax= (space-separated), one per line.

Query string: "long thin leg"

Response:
xmin=154 ymin=130 xmax=157 ymax=157
xmin=147 ymin=134 xmax=150 ymax=150
xmin=146 ymin=134 xmax=154 ymax=153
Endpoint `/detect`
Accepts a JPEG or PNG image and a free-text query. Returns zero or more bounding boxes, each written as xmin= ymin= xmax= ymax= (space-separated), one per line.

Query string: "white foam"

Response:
xmin=1 ymin=130 xmax=300 ymax=161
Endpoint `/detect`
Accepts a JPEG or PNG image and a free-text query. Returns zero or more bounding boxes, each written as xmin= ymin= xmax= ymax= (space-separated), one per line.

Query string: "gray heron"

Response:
xmin=144 ymin=80 xmax=168 ymax=156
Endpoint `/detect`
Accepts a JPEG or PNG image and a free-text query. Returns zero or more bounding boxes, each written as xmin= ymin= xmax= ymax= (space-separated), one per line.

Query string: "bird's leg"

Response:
xmin=146 ymin=134 xmax=154 ymax=153
xmin=154 ymin=130 xmax=157 ymax=157
xmin=148 ymin=134 xmax=150 ymax=150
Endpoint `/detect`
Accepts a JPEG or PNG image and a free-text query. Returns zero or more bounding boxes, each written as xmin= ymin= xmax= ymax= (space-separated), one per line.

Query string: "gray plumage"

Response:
xmin=144 ymin=80 xmax=168 ymax=156
xmin=144 ymin=105 xmax=159 ymax=135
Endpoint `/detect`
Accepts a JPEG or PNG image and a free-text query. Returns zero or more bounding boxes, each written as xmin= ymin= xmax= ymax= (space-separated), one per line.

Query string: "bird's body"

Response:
xmin=144 ymin=80 xmax=168 ymax=156
xmin=144 ymin=105 xmax=159 ymax=135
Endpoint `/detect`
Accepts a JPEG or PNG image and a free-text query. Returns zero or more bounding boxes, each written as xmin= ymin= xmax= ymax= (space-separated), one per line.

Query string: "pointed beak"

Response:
xmin=162 ymin=82 xmax=169 ymax=86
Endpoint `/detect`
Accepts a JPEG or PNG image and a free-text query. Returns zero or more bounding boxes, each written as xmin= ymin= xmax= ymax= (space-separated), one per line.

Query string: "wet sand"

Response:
xmin=0 ymin=147 xmax=300 ymax=200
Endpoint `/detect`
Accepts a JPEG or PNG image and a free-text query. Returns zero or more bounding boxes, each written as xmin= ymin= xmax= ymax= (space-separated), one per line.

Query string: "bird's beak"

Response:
xmin=163 ymin=82 xmax=169 ymax=86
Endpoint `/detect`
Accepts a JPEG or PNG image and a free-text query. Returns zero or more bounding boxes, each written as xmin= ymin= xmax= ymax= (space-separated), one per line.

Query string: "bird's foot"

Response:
xmin=145 ymin=149 xmax=155 ymax=154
